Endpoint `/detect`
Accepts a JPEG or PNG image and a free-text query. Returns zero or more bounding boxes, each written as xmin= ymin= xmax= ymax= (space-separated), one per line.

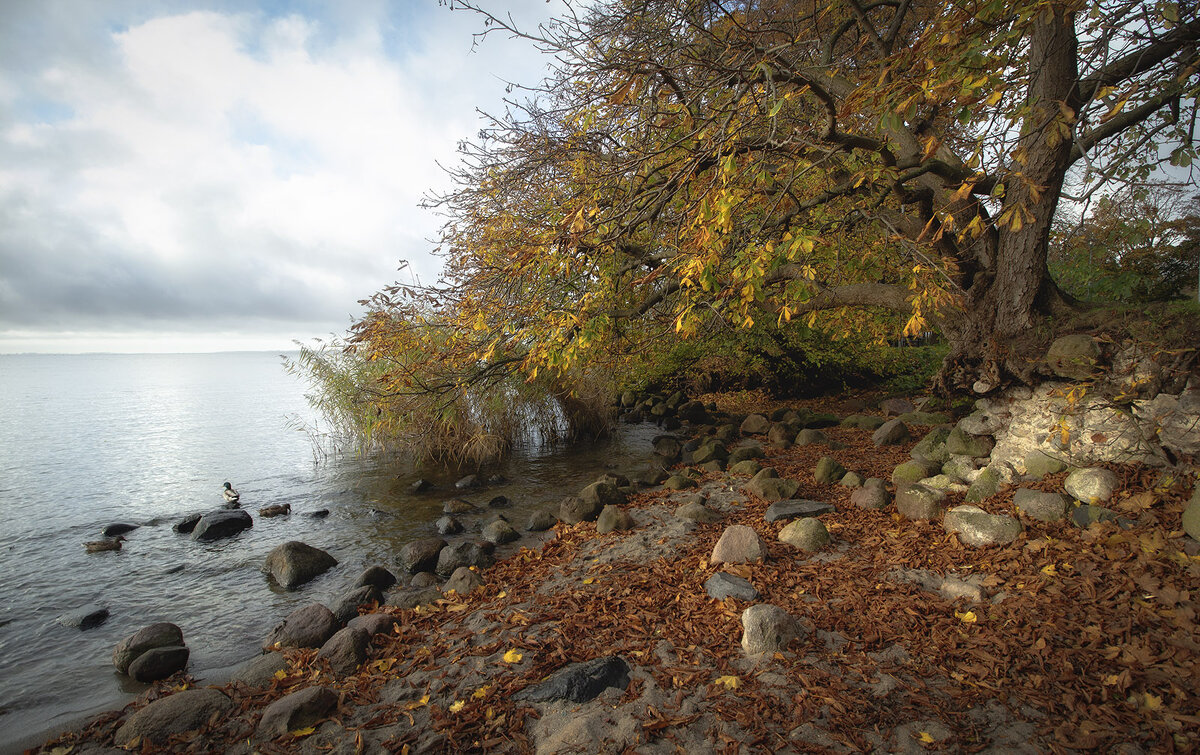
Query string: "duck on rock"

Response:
xmin=84 ymin=536 xmax=125 ymax=553
xmin=222 ymin=482 xmax=240 ymax=504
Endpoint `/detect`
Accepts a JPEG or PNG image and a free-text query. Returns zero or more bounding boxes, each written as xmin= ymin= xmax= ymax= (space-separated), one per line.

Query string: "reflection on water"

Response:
xmin=0 ymin=352 xmax=662 ymax=750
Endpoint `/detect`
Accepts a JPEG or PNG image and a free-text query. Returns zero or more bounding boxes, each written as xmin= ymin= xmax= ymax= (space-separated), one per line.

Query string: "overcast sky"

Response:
xmin=0 ymin=0 xmax=562 ymax=353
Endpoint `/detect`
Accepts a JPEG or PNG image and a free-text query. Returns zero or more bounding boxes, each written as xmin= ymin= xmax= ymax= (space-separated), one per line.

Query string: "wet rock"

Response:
xmin=813 ymin=456 xmax=847 ymax=484
xmin=944 ymin=505 xmax=1022 ymax=546
xmin=1023 ymin=450 xmax=1067 ymax=478
xmin=435 ymin=515 xmax=464 ymax=536
xmin=317 ymin=626 xmax=369 ymax=676
xmin=745 ymin=468 xmax=799 ymax=501
xmin=262 ymin=541 xmax=338 ymax=589
xmin=1046 ymin=334 xmax=1101 ymax=380
xmin=442 ymin=498 xmax=479 ymax=515
xmin=443 ymin=566 xmax=484 ymax=596
xmin=764 ymin=500 xmax=835 ymax=523
xmin=113 ymin=622 xmax=185 ymax=674
xmin=741 ymin=604 xmax=801 ymax=656
xmin=1071 ymin=504 xmax=1120 ymax=527
xmin=399 ymin=537 xmax=448 ymax=574
xmin=850 ymin=482 xmax=890 ymax=510
xmin=114 ymin=688 xmax=233 ymax=748
xmin=58 ymin=604 xmax=109 ymax=630
xmin=579 ymin=481 xmax=626 ymax=510
xmin=633 ymin=468 xmax=670 ymax=487
xmin=347 ymin=611 xmax=398 ymax=637
xmin=1064 ymin=467 xmax=1119 ymax=504
xmin=896 ymin=484 xmax=946 ymax=520
xmin=191 ymin=509 xmax=252 ymax=541
xmin=705 ymin=572 xmax=760 ymax=601
xmin=256 ymin=686 xmax=339 ymax=741
xmin=487 ymin=495 xmax=510 ymax=508
xmin=355 ymin=565 xmax=397 ymax=591
xmin=1013 ymin=489 xmax=1069 ymax=522
xmin=778 ymin=518 xmax=830 ymax=552
xmin=385 ymin=586 xmax=441 ymax=610
xmin=103 ymin=522 xmax=139 ymax=537
xmin=410 ymin=571 xmax=439 ymax=588
xmin=331 ymin=585 xmax=381 ymax=626
xmin=172 ymin=513 xmax=203 ymax=534
xmin=653 ymin=435 xmax=682 ymax=460
xmin=128 ymin=646 xmax=189 ymax=682
xmin=305 ymin=509 xmax=330 ymax=519
xmin=872 ymin=419 xmax=911 ymax=446
xmin=526 ymin=508 xmax=558 ymax=531
xmin=263 ymin=603 xmax=339 ymax=651
xmin=455 ymin=474 xmax=482 ymax=490
xmin=710 ymin=525 xmax=767 ymax=565
xmin=514 ymin=656 xmax=631 ymax=704
xmin=692 ymin=442 xmax=729 ymax=465
xmin=409 ymin=478 xmax=435 ymax=493
xmin=596 ymin=505 xmax=635 ymax=534
xmin=674 ymin=501 xmax=722 ymax=523
xmin=558 ymin=495 xmax=603 ymax=524
xmin=482 ymin=518 xmax=520 ymax=545
xmin=232 ymin=651 xmax=288 ymax=688
xmin=436 ymin=541 xmax=494 ymax=575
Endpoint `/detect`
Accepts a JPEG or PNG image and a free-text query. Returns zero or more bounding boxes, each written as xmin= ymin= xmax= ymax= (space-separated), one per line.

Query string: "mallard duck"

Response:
xmin=84 ymin=535 xmax=125 ymax=553
xmin=223 ymin=482 xmax=240 ymax=504
xmin=258 ymin=503 xmax=291 ymax=518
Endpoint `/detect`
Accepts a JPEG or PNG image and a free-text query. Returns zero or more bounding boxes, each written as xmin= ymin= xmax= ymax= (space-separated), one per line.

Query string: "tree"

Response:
xmin=350 ymin=0 xmax=1199 ymax=421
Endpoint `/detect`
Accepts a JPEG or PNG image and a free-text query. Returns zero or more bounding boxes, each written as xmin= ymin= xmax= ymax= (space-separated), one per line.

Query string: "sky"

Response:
xmin=0 ymin=0 xmax=564 ymax=353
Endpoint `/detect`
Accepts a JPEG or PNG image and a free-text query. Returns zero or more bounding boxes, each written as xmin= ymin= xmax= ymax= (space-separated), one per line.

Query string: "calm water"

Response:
xmin=0 ymin=352 xmax=658 ymax=751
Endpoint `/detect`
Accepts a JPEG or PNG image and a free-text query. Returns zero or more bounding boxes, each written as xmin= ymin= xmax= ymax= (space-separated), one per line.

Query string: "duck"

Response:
xmin=84 ymin=535 xmax=125 ymax=553
xmin=222 ymin=481 xmax=240 ymax=504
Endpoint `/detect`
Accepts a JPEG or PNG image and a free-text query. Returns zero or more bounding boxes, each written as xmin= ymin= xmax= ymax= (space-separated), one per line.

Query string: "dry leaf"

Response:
xmin=449 ymin=700 xmax=466 ymax=713
xmin=917 ymin=731 xmax=935 ymax=743
xmin=503 ymin=649 xmax=523 ymax=663
xmin=1040 ymin=564 xmax=1057 ymax=576
xmin=289 ymin=726 xmax=317 ymax=737
xmin=713 ymin=675 xmax=740 ymax=689
xmin=955 ymin=610 xmax=978 ymax=623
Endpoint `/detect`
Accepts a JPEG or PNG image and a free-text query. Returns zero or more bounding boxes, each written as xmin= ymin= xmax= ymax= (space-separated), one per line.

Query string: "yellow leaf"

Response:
xmin=955 ymin=610 xmax=978 ymax=624
xmin=496 ymin=591 xmax=507 ymax=599
xmin=1142 ymin=692 xmax=1163 ymax=711
xmin=274 ymin=669 xmax=288 ymax=680
xmin=1040 ymin=564 xmax=1057 ymax=577
xmin=714 ymin=675 xmax=741 ymax=689
xmin=405 ymin=694 xmax=430 ymax=710
xmin=449 ymin=700 xmax=466 ymax=714
xmin=472 ymin=685 xmax=491 ymax=699
xmin=917 ymin=731 xmax=935 ymax=743
xmin=582 ymin=577 xmax=596 ymax=585
xmin=503 ymin=649 xmax=524 ymax=663
xmin=290 ymin=726 xmax=317 ymax=737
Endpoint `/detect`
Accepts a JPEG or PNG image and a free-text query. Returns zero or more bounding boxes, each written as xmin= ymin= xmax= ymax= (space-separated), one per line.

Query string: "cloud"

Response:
xmin=0 ymin=0 xmax=561 ymax=352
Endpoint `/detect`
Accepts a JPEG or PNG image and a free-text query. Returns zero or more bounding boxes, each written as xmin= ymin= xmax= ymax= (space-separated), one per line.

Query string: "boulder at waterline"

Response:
xmin=399 ymin=537 xmax=448 ymax=574
xmin=596 ymin=505 xmax=635 ymax=534
xmin=488 ymin=495 xmax=510 ymax=508
xmin=1064 ymin=467 xmax=1119 ymax=504
xmin=410 ymin=478 xmax=435 ymax=493
xmin=850 ymin=482 xmax=890 ymax=510
xmin=944 ymin=505 xmax=1022 ymax=546
xmin=436 ymin=515 xmax=464 ymax=536
xmin=172 ymin=513 xmax=202 ymax=534
xmin=436 ymin=541 xmax=495 ymax=575
xmin=779 ymin=518 xmax=830 ymax=552
xmin=232 ymin=651 xmax=288 ymax=688
xmin=813 ymin=456 xmax=847 ymax=484
xmin=263 ymin=603 xmax=339 ymax=651
xmin=871 ymin=419 xmax=911 ymax=446
xmin=57 ymin=604 xmax=109 ymax=630
xmin=674 ymin=501 xmax=722 ymax=523
xmin=256 ymin=686 xmax=339 ymax=741
xmin=740 ymin=414 xmax=771 ymax=435
xmin=710 ymin=525 xmax=767 ymax=565
xmin=741 ymin=604 xmax=802 ymax=657
xmin=455 ymin=474 xmax=481 ymax=490
xmin=526 ymin=508 xmax=558 ymax=531
xmin=896 ymin=484 xmax=946 ymax=520
xmin=653 ymin=435 xmax=683 ymax=460
xmin=745 ymin=468 xmax=799 ymax=501
xmin=128 ymin=645 xmax=189 ymax=683
xmin=347 ymin=611 xmax=398 ymax=637
xmin=113 ymin=622 xmax=185 ymax=674
xmin=443 ymin=566 xmax=484 ymax=596
xmin=113 ymin=688 xmax=233 ymax=748
xmin=580 ymin=480 xmax=627 ymax=509
xmin=102 ymin=522 xmax=138 ymax=537
xmin=633 ymin=468 xmax=670 ymax=487
xmin=262 ymin=541 xmax=338 ymax=589
xmin=1013 ymin=489 xmax=1069 ymax=522
xmin=705 ymin=572 xmax=759 ymax=601
xmin=385 ymin=586 xmax=441 ymax=610
xmin=1045 ymin=333 xmax=1101 ymax=380
xmin=764 ymin=500 xmax=835 ymax=523
xmin=558 ymin=495 xmax=603 ymax=524
xmin=305 ymin=509 xmax=330 ymax=519
xmin=331 ymin=585 xmax=382 ymax=626
xmin=692 ymin=442 xmax=729 ymax=465
xmin=191 ymin=509 xmax=252 ymax=541
xmin=482 ymin=518 xmax=520 ymax=545
xmin=514 ymin=656 xmax=631 ymax=704
xmin=442 ymin=498 xmax=479 ymax=515
xmin=410 ymin=571 xmax=439 ymax=588
xmin=355 ymin=565 xmax=397 ymax=591
xmin=1023 ymin=450 xmax=1067 ymax=479
xmin=317 ymin=626 xmax=370 ymax=677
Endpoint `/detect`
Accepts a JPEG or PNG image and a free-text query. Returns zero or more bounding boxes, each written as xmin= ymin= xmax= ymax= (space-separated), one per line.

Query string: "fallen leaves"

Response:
xmin=502 ymin=649 xmax=523 ymax=663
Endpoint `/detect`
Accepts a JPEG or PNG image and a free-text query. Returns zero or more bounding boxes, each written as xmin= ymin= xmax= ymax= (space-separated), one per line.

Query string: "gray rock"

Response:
xmin=435 ymin=515 xmax=464 ymax=535
xmin=514 ymin=656 xmax=630 ymax=704
xmin=942 ymin=454 xmax=978 ymax=481
xmin=455 ymin=474 xmax=481 ymax=489
xmin=727 ymin=445 xmax=765 ymax=465
xmin=114 ymin=688 xmax=233 ymax=747
xmin=710 ymin=525 xmax=767 ymax=564
xmin=409 ymin=478 xmax=435 ymax=493
xmin=355 ymin=566 xmax=397 ymax=591
xmin=331 ymin=585 xmax=381 ymax=626
xmin=1013 ymin=489 xmax=1069 ymax=522
xmin=895 ymin=484 xmax=946 ymax=520
xmin=128 ymin=646 xmax=189 ymax=682
xmin=262 ymin=541 xmax=338 ymax=589
xmin=256 ymin=686 xmax=339 ymax=740
xmin=850 ymin=484 xmax=890 ymax=510
xmin=880 ymin=398 xmax=916 ymax=416
xmin=872 ymin=419 xmax=911 ymax=446
xmin=232 ymin=651 xmax=288 ymax=688
xmin=893 ymin=458 xmax=941 ymax=486
xmin=944 ymin=505 xmax=1022 ymax=546
xmin=596 ymin=505 xmax=635 ymax=534
xmin=410 ymin=571 xmax=439 ymax=588
xmin=763 ymin=500 xmax=835 ymax=523
xmin=767 ymin=423 xmax=795 ymax=446
xmin=705 ymin=572 xmax=760 ymax=601
xmin=839 ymin=471 xmax=864 ymax=488
xmin=728 ymin=460 xmax=763 ymax=476
xmin=692 ymin=442 xmax=729 ymax=465
xmin=579 ymin=481 xmax=626 ymax=509
xmin=442 ymin=498 xmax=479 ymax=515
xmin=896 ymin=411 xmax=951 ymax=426
xmin=317 ymin=626 xmax=370 ymax=676
xmin=813 ymin=456 xmax=847 ymax=484
xmin=103 ymin=522 xmax=139 ymax=537
xmin=794 ymin=428 xmax=829 ymax=446
xmin=58 ymin=604 xmax=109 ymax=630
xmin=741 ymin=604 xmax=801 ymax=656
xmin=436 ymin=541 xmax=494 ymax=575
xmin=740 ymin=414 xmax=771 ymax=435
xmin=778 ymin=518 xmax=830 ymax=551
xmin=558 ymin=495 xmax=604 ymax=524
xmin=526 ymin=508 xmax=558 ymax=531
xmin=347 ymin=611 xmax=399 ymax=637
xmin=911 ymin=426 xmax=952 ymax=465
xmin=399 ymin=537 xmax=449 ymax=574
xmin=191 ymin=509 xmax=252 ymax=541
xmin=1023 ymin=451 xmax=1067 ymax=479
xmin=1046 ymin=334 xmax=1101 ymax=380
xmin=1064 ymin=467 xmax=1119 ymax=504
xmin=947 ymin=426 xmax=994 ymax=458
xmin=745 ymin=468 xmax=799 ymax=501
xmin=173 ymin=513 xmax=203 ymax=534
xmin=840 ymin=415 xmax=886 ymax=430
xmin=964 ymin=467 xmax=1001 ymax=503
xmin=113 ymin=622 xmax=185 ymax=674
xmin=923 ymin=474 xmax=969 ymax=493
xmin=653 ymin=436 xmax=683 ymax=460
xmin=633 ymin=468 xmax=670 ymax=486
xmin=263 ymin=603 xmax=339 ymax=651
xmin=443 ymin=566 xmax=484 ymax=596
xmin=674 ymin=502 xmax=722 ymax=523
xmin=698 ymin=459 xmax=725 ymax=474
xmin=482 ymin=518 xmax=520 ymax=545
xmin=385 ymin=586 xmax=441 ymax=610
xmin=1071 ymin=504 xmax=1119 ymax=527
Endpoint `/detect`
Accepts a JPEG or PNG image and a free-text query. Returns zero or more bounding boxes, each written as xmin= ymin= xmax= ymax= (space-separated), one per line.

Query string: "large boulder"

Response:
xmin=482 ymin=519 xmax=520 ymax=545
xmin=1013 ymin=489 xmax=1069 ymax=522
xmin=526 ymin=508 xmax=558 ymax=531
xmin=436 ymin=515 xmax=464 ymax=535
xmin=813 ymin=457 xmax=847 ymax=484
xmin=741 ymin=604 xmax=801 ymax=656
xmin=443 ymin=566 xmax=484 ymax=596
xmin=262 ymin=541 xmax=338 ymax=589
xmin=943 ymin=505 xmax=1023 ymax=547
xmin=263 ymin=603 xmax=339 ymax=651
xmin=399 ymin=537 xmax=448 ymax=574
xmin=256 ymin=686 xmax=339 ymax=741
xmin=191 ymin=509 xmax=252 ymax=541
xmin=596 ymin=505 xmax=635 ymax=534
xmin=57 ymin=604 xmax=109 ymax=630
xmin=436 ymin=541 xmax=494 ymax=575
xmin=514 ymin=656 xmax=631 ymax=704
xmin=128 ymin=646 xmax=190 ymax=683
xmin=946 ymin=427 xmax=994 ymax=458
xmin=1064 ymin=467 xmax=1119 ymax=504
xmin=763 ymin=500 xmax=835 ymax=523
xmin=317 ymin=626 xmax=370 ymax=677
xmin=892 ymin=458 xmax=941 ymax=487
xmin=911 ymin=427 xmax=952 ymax=465
xmin=745 ymin=468 xmax=800 ymax=502
xmin=710 ymin=525 xmax=767 ymax=565
xmin=232 ymin=652 xmax=289 ymax=688
xmin=579 ymin=481 xmax=626 ymax=509
xmin=113 ymin=622 xmax=185 ymax=674
xmin=114 ymin=688 xmax=233 ymax=747
xmin=964 ymin=467 xmax=1001 ymax=503
xmin=558 ymin=495 xmax=604 ymax=524
xmin=740 ymin=414 xmax=771 ymax=435
xmin=355 ymin=566 xmax=398 ymax=591
xmin=850 ymin=481 xmax=890 ymax=510
xmin=1045 ymin=334 xmax=1101 ymax=380
xmin=872 ymin=419 xmax=911 ymax=446
xmin=778 ymin=518 xmax=830 ymax=552
xmin=896 ymin=484 xmax=946 ymax=520
xmin=331 ymin=585 xmax=382 ymax=626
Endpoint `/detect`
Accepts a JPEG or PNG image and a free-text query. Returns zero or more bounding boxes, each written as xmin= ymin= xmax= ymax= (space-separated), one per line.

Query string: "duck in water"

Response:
xmin=84 ymin=535 xmax=125 ymax=553
xmin=223 ymin=481 xmax=240 ymax=504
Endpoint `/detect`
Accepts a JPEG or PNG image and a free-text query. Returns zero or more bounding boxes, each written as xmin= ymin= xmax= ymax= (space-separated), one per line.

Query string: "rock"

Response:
xmin=674 ymin=502 xmax=722 ymax=523
xmin=128 ymin=646 xmax=190 ymax=682
xmin=895 ymin=484 xmax=946 ymax=520
xmin=692 ymin=442 xmax=729 ymax=465
xmin=442 ymin=498 xmax=479 ymax=515
xmin=850 ymin=483 xmax=890 ymax=510
xmin=435 ymin=515 xmax=463 ymax=536
xmin=911 ymin=426 xmax=952 ymax=465
xmin=1024 ymin=450 xmax=1067 ymax=478
xmin=872 ymin=419 xmax=911 ymax=446
xmin=232 ymin=652 xmax=288 ymax=688
xmin=258 ymin=503 xmax=291 ymax=518
xmin=710 ymin=525 xmax=767 ymax=564
xmin=662 ymin=474 xmax=699 ymax=490
xmin=173 ymin=513 xmax=203 ymax=534
xmin=596 ymin=505 xmax=635 ymax=534
xmin=653 ymin=435 xmax=683 ymax=460
xmin=385 ymin=586 xmax=441 ymax=610
xmin=331 ymin=585 xmax=381 ymax=625
xmin=944 ymin=505 xmax=1022 ymax=546
xmin=580 ymin=481 xmax=627 ymax=510
xmin=745 ymin=468 xmax=799 ymax=501
xmin=262 ymin=541 xmax=338 ymax=589
xmin=113 ymin=622 xmax=185 ymax=674
xmin=942 ymin=454 xmax=978 ymax=481
xmin=191 ymin=509 xmax=252 ymax=541
xmin=740 ymin=414 xmax=771 ymax=435
xmin=705 ymin=572 xmax=760 ymax=601
xmin=410 ymin=478 xmax=435 ymax=493
xmin=558 ymin=495 xmax=604 ymax=524
xmin=727 ymin=445 xmax=765 ymax=465
xmin=767 ymin=423 xmax=794 ymax=446
xmin=893 ymin=458 xmax=941 ymax=486
xmin=263 ymin=603 xmax=339 ymax=651
xmin=801 ymin=412 xmax=840 ymax=428
xmin=482 ymin=519 xmax=520 ymax=545
xmin=347 ymin=611 xmax=398 ymax=637
xmin=305 ymin=509 xmax=330 ymax=519
xmin=677 ymin=400 xmax=712 ymax=424
xmin=880 ymin=397 xmax=916 ymax=416
xmin=57 ymin=604 xmax=109 ymax=630
xmin=488 ymin=495 xmax=510 ymax=508
xmin=410 ymin=571 xmax=439 ymax=588
xmin=515 ymin=655 xmax=631 ymax=705
xmin=924 ymin=474 xmax=969 ymax=493
xmin=964 ymin=467 xmax=1001 ymax=503
xmin=778 ymin=518 xmax=830 ymax=551
xmin=620 ymin=391 xmax=637 ymax=407
xmin=443 ymin=566 xmax=484 ymax=596
xmin=1064 ymin=467 xmax=1119 ymax=504
xmin=1013 ymin=489 xmax=1069 ymax=522
xmin=633 ymin=468 xmax=670 ymax=486
xmin=896 ymin=411 xmax=951 ymax=426
xmin=840 ymin=415 xmax=885 ymax=430
xmin=526 ymin=508 xmax=558 ymax=531
xmin=256 ymin=686 xmax=339 ymax=740
xmin=840 ymin=471 xmax=864 ymax=488
xmin=114 ymin=688 xmax=233 ymax=747
xmin=455 ymin=474 xmax=481 ymax=490
xmin=728 ymin=459 xmax=763 ymax=476
xmin=399 ymin=537 xmax=448 ymax=573
xmin=947 ymin=426 xmax=994 ymax=458
xmin=1046 ymin=334 xmax=1101 ymax=380
xmin=1181 ymin=485 xmax=1200 ymax=541
xmin=794 ymin=428 xmax=829 ymax=446
xmin=436 ymin=541 xmax=494 ymax=575
xmin=741 ymin=604 xmax=801 ymax=656
xmin=813 ymin=456 xmax=847 ymax=484
xmin=764 ymin=500 xmax=835 ymax=523
xmin=355 ymin=566 xmax=397 ymax=591
xmin=1071 ymin=504 xmax=1119 ymax=527
xmin=317 ymin=626 xmax=370 ymax=676
xmin=103 ymin=522 xmax=139 ymax=537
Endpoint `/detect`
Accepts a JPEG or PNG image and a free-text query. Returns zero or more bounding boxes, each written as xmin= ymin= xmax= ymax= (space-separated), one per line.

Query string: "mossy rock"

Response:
xmin=897 ymin=411 xmax=952 ymax=426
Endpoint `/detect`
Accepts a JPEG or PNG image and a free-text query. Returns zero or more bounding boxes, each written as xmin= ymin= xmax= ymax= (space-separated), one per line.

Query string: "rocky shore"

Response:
xmin=34 ymin=356 xmax=1200 ymax=753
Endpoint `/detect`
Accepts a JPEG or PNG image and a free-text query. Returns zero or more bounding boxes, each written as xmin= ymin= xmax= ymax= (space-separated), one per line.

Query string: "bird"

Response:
xmin=222 ymin=482 xmax=240 ymax=504
xmin=84 ymin=535 xmax=125 ymax=553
